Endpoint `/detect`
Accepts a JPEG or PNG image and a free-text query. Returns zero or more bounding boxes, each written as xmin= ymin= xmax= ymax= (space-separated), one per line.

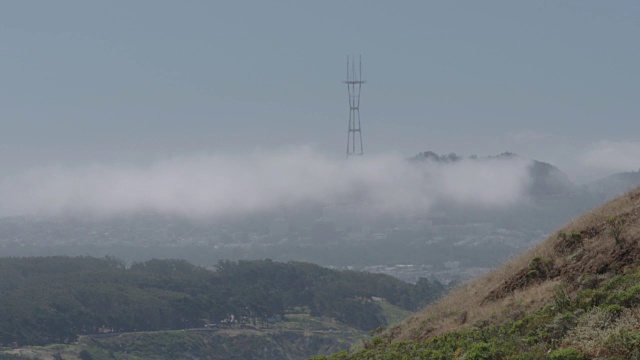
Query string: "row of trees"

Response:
xmin=0 ymin=256 xmax=445 ymax=346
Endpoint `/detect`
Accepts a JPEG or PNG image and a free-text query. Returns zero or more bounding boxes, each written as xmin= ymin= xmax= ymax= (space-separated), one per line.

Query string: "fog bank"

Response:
xmin=0 ymin=148 xmax=533 ymax=219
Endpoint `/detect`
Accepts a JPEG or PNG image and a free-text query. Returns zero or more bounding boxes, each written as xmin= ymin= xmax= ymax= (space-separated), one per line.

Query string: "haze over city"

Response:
xmin=1 ymin=1 xmax=640 ymax=218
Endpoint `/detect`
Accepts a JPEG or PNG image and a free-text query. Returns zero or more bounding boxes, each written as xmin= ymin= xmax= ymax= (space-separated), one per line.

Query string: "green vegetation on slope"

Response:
xmin=314 ymin=188 xmax=640 ymax=359
xmin=314 ymin=268 xmax=640 ymax=359
xmin=0 ymin=257 xmax=443 ymax=348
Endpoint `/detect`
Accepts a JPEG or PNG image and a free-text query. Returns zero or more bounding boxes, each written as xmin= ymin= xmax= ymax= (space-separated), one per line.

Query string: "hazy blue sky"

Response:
xmin=1 ymin=1 xmax=639 ymax=182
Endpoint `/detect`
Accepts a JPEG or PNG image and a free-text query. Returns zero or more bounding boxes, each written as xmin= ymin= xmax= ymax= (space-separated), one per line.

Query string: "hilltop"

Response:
xmin=316 ymin=186 xmax=640 ymax=359
xmin=410 ymin=151 xmax=575 ymax=198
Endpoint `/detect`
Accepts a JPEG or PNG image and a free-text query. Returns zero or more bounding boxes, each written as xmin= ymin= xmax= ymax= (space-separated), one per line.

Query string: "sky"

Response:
xmin=1 ymin=1 xmax=640 ymax=217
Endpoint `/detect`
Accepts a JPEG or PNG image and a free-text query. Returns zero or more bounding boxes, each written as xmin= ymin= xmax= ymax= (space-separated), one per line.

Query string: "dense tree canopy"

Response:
xmin=0 ymin=256 xmax=444 ymax=346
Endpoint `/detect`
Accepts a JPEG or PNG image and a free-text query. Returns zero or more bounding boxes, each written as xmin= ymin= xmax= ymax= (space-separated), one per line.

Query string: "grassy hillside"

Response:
xmin=316 ymin=187 xmax=640 ymax=359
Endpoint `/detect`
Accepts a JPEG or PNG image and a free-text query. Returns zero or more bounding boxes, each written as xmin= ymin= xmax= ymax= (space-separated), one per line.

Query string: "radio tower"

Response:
xmin=344 ymin=55 xmax=365 ymax=156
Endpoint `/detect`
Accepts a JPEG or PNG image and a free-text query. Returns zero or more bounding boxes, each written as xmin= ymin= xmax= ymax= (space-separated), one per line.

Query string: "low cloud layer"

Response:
xmin=0 ymin=148 xmax=533 ymax=219
xmin=583 ymin=140 xmax=640 ymax=174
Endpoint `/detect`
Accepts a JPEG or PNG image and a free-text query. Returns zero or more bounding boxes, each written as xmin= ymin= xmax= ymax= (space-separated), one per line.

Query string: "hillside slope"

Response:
xmin=0 ymin=257 xmax=443 ymax=353
xmin=318 ymin=186 xmax=640 ymax=359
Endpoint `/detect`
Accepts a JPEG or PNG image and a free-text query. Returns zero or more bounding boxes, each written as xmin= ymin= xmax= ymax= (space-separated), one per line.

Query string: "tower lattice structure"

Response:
xmin=344 ymin=55 xmax=365 ymax=156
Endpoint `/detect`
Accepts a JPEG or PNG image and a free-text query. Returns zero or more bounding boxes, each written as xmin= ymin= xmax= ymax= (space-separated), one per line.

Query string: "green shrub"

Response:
xmin=605 ymin=329 xmax=640 ymax=358
xmin=526 ymin=270 xmax=540 ymax=278
xmin=600 ymin=304 xmax=623 ymax=316
xmin=552 ymin=286 xmax=572 ymax=311
xmin=370 ymin=336 xmax=384 ymax=347
xmin=464 ymin=342 xmax=496 ymax=360
xmin=546 ymin=312 xmax=576 ymax=339
xmin=547 ymin=347 xmax=582 ymax=360
xmin=330 ymin=351 xmax=351 ymax=360
xmin=556 ymin=232 xmax=584 ymax=253
xmin=606 ymin=285 xmax=640 ymax=307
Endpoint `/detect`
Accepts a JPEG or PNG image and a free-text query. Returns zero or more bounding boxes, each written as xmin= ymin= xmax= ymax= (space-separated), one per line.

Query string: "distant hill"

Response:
xmin=586 ymin=169 xmax=640 ymax=200
xmin=316 ymin=186 xmax=640 ymax=359
xmin=409 ymin=151 xmax=462 ymax=163
xmin=410 ymin=151 xmax=640 ymax=203
xmin=410 ymin=151 xmax=575 ymax=198
xmin=527 ymin=159 xmax=575 ymax=197
xmin=0 ymin=257 xmax=443 ymax=359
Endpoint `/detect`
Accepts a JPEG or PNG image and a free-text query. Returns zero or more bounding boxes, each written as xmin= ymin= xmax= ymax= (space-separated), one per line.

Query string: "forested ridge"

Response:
xmin=0 ymin=256 xmax=443 ymax=347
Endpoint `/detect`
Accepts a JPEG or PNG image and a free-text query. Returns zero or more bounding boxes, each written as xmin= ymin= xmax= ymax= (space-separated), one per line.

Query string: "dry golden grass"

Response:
xmin=389 ymin=187 xmax=640 ymax=343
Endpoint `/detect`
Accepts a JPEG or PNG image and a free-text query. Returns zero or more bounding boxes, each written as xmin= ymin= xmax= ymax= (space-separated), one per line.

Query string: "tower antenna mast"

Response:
xmin=344 ymin=55 xmax=365 ymax=156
